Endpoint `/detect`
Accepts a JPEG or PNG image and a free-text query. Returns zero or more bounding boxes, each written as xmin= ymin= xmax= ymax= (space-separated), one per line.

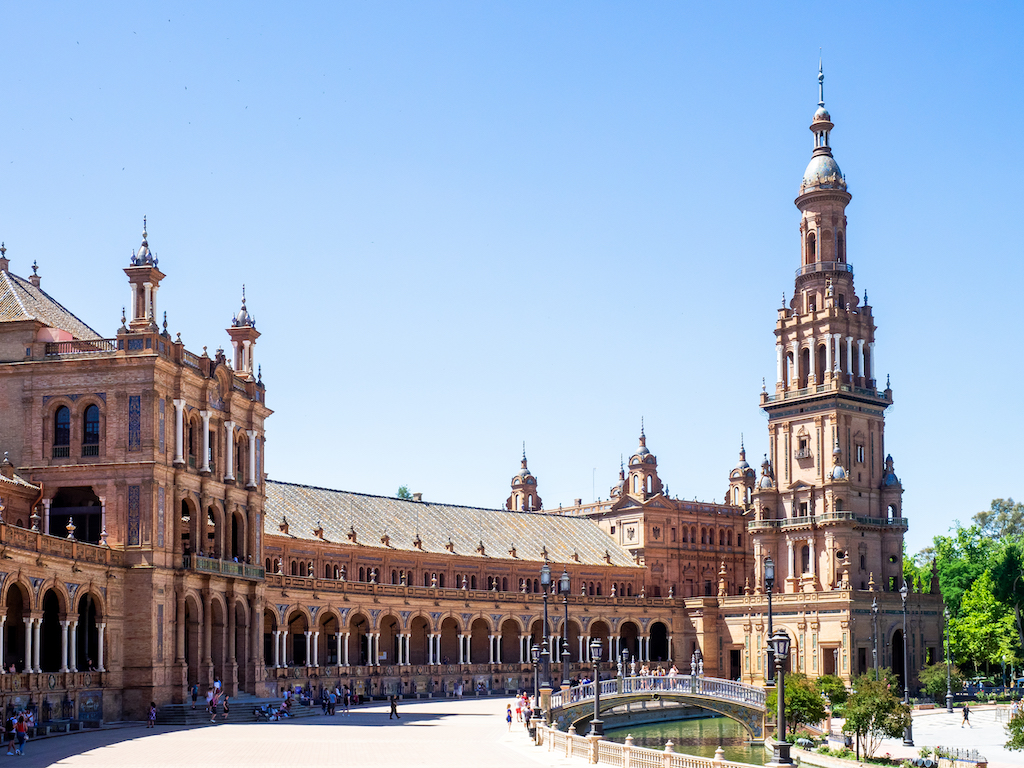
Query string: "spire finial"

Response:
xmin=241 ymin=284 xmax=246 ymax=307
xmin=818 ymin=51 xmax=825 ymax=107
xmin=31 ymin=260 xmax=38 ymax=275
xmin=522 ymin=441 xmax=526 ymax=461
xmin=640 ymin=416 xmax=645 ymax=438
xmin=0 ymin=242 xmax=5 ymax=257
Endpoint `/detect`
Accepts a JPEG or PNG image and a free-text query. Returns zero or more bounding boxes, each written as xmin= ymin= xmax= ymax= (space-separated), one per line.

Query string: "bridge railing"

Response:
xmin=550 ymin=675 xmax=765 ymax=710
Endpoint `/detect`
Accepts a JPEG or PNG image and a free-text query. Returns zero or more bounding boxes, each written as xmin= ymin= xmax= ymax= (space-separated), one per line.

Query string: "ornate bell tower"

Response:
xmin=123 ymin=217 xmax=165 ymax=331
xmin=506 ymin=447 xmax=542 ymax=511
xmin=750 ymin=65 xmax=906 ymax=596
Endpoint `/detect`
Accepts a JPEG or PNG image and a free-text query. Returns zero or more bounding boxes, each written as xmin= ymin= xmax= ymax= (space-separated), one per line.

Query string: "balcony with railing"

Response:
xmin=796 ymin=260 xmax=853 ymax=277
xmin=748 ymin=512 xmax=908 ymax=531
xmin=182 ymin=553 xmax=265 ymax=580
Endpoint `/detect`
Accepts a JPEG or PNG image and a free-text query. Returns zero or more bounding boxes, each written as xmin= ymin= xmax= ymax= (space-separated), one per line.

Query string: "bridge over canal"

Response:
xmin=547 ymin=675 xmax=768 ymax=742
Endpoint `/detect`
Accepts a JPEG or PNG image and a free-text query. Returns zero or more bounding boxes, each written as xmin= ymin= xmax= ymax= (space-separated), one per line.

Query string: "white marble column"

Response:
xmin=69 ymin=620 xmax=79 ymax=671
xmin=313 ymin=630 xmax=320 ymax=667
xmin=825 ymin=336 xmax=833 ymax=376
xmin=776 ymin=343 xmax=784 ymax=385
xmin=787 ymin=539 xmax=795 ymax=582
xmin=129 ymin=283 xmax=139 ymax=321
xmin=856 ymin=339 xmax=865 ymax=378
xmin=808 ymin=538 xmax=816 ymax=576
xmin=96 ymin=622 xmax=104 ymax=672
xmin=22 ymin=619 xmax=32 ymax=673
xmin=667 ymin=635 xmax=673 ymax=662
xmin=343 ymin=632 xmax=350 ymax=666
xmin=488 ymin=634 xmax=494 ymax=663
xmin=272 ymin=631 xmax=280 ymax=667
xmin=334 ymin=631 xmax=342 ymax=665
xmin=833 ymin=334 xmax=842 ymax=372
xmin=578 ymin=636 xmax=585 ymax=663
xmin=0 ymin=617 xmax=5 ymax=673
xmin=242 ymin=340 xmax=251 ymax=372
xmin=246 ymin=430 xmax=258 ymax=488
xmin=845 ymin=337 xmax=854 ymax=378
xmin=224 ymin=422 xmax=235 ymax=481
xmin=868 ymin=341 xmax=876 ymax=382
xmin=304 ymin=631 xmax=311 ymax=667
xmin=32 ymin=618 xmax=42 ymax=672
xmin=790 ymin=340 xmax=800 ymax=386
xmin=808 ymin=339 xmax=817 ymax=383
xmin=173 ymin=399 xmax=185 ymax=464
xmin=60 ymin=620 xmax=69 ymax=672
xmin=143 ymin=282 xmax=153 ymax=320
xmin=151 ymin=284 xmax=159 ymax=320
xmin=200 ymin=410 xmax=212 ymax=473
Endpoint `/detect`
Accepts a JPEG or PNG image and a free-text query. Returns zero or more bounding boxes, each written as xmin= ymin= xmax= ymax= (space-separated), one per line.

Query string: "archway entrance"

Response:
xmin=40 ymin=590 xmax=62 ymax=672
xmin=892 ymin=629 xmax=905 ymax=691
xmin=650 ymin=622 xmax=669 ymax=662
xmin=51 ymin=487 xmax=102 ymax=544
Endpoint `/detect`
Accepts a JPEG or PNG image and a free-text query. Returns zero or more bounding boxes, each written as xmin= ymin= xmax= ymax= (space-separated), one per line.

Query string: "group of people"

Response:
xmin=188 ymin=678 xmax=230 ymax=723
xmin=316 ymin=685 xmax=355 ymax=716
xmin=4 ymin=710 xmax=33 ymax=756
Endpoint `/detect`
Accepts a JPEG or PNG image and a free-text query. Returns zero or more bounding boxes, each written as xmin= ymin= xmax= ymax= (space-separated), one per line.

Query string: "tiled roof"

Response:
xmin=264 ymin=480 xmax=639 ymax=568
xmin=0 ymin=270 xmax=101 ymax=340
xmin=0 ymin=472 xmax=40 ymax=492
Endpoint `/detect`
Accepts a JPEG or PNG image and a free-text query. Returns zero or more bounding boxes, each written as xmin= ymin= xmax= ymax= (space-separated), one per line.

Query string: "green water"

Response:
xmin=605 ymin=716 xmax=766 ymax=766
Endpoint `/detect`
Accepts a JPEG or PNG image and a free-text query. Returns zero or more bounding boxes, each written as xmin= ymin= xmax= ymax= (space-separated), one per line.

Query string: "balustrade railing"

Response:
xmin=748 ymin=512 xmax=908 ymax=531
xmin=796 ymin=261 xmax=853 ymax=277
xmin=552 ymin=675 xmax=765 ymax=710
xmin=44 ymin=338 xmax=119 ymax=356
xmin=183 ymin=553 xmax=265 ymax=580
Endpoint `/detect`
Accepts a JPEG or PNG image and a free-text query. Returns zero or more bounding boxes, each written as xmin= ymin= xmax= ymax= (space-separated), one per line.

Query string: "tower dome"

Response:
xmin=800 ymin=61 xmax=847 ymax=195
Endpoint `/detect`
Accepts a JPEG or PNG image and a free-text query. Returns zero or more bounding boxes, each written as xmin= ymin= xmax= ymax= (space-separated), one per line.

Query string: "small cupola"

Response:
xmin=627 ymin=420 xmax=662 ymax=500
xmin=123 ymin=217 xmax=166 ymax=331
xmin=506 ymin=445 xmax=542 ymax=512
xmin=226 ymin=285 xmax=261 ymax=376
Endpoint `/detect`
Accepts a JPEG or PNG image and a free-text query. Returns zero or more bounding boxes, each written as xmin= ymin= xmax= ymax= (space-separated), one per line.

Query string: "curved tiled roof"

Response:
xmin=264 ymin=480 xmax=639 ymax=568
xmin=0 ymin=270 xmax=101 ymax=340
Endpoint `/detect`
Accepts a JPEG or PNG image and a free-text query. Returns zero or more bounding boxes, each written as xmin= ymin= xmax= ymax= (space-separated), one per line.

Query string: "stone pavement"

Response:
xmin=15 ymin=697 xmax=570 ymax=768
xmin=842 ymin=705 xmax=1024 ymax=768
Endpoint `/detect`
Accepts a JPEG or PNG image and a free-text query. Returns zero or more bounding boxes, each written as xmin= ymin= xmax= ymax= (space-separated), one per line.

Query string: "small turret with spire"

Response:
xmin=226 ymin=285 xmax=261 ymax=376
xmin=123 ymin=216 xmax=166 ymax=331
xmin=506 ymin=443 xmax=542 ymax=512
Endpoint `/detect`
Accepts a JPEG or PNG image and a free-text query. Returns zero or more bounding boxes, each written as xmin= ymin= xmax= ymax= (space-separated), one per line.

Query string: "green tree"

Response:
xmin=842 ymin=671 xmax=912 ymax=759
xmin=396 ymin=485 xmax=412 ymax=500
xmin=917 ymin=661 xmax=963 ymax=701
xmin=765 ymin=673 xmax=827 ymax=736
xmin=973 ymin=498 xmax=1024 ymax=540
xmin=991 ymin=539 xmax=1024 ymax=653
xmin=816 ymin=674 xmax=848 ymax=708
xmin=950 ymin=571 xmax=1016 ymax=675
xmin=933 ymin=524 xmax=996 ymax=618
xmin=1007 ymin=709 xmax=1024 ymax=751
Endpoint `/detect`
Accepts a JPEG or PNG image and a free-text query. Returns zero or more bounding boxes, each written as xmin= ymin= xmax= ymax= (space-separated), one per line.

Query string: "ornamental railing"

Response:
xmin=183 ymin=553 xmax=265 ymax=580
xmin=44 ymin=338 xmax=119 ymax=356
xmin=748 ymin=512 xmax=908 ymax=531
xmin=796 ymin=261 xmax=853 ymax=277
xmin=549 ymin=674 xmax=765 ymax=710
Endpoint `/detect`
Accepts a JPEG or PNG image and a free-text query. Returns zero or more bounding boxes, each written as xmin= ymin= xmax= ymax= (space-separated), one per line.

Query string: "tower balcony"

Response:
xmin=747 ymin=511 xmax=908 ymax=532
xmin=795 ymin=260 xmax=853 ymax=278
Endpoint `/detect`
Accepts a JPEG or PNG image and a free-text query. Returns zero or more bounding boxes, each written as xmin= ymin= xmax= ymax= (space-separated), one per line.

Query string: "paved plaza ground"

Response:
xmin=5 ymin=698 xmax=1024 ymax=768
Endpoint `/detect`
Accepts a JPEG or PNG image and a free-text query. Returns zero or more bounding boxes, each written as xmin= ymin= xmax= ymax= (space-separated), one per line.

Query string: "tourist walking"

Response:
xmin=506 ymin=704 xmax=513 ymax=731
xmin=148 ymin=702 xmax=157 ymax=728
xmin=962 ymin=704 xmax=971 ymax=728
xmin=210 ymin=690 xmax=220 ymax=722
xmin=222 ymin=695 xmax=230 ymax=720
xmin=5 ymin=713 xmax=15 ymax=755
xmin=389 ymin=695 xmax=400 ymax=720
xmin=191 ymin=683 xmax=199 ymax=710
xmin=14 ymin=715 xmax=27 ymax=756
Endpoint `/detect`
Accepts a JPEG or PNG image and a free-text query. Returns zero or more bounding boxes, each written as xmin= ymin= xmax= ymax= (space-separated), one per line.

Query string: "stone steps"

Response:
xmin=159 ymin=693 xmax=325 ymax=725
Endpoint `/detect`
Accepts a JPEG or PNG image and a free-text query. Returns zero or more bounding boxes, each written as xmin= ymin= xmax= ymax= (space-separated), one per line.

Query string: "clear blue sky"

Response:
xmin=2 ymin=3 xmax=1021 ymax=555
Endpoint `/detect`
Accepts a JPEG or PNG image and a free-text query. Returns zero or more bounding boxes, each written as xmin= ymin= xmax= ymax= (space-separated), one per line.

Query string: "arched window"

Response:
xmin=646 ymin=476 xmax=652 ymax=494
xmin=801 ymin=545 xmax=810 ymax=573
xmin=719 ymin=530 xmax=726 ymax=546
xmin=533 ymin=579 xmax=539 ymax=592
xmin=727 ymin=530 xmax=733 ymax=546
xmin=424 ymin=572 xmax=431 ymax=587
xmin=835 ymin=498 xmax=844 ymax=511
xmin=439 ymin=573 xmax=445 ymax=588
xmin=626 ymin=584 xmax=632 ymax=597
xmin=53 ymin=406 xmax=70 ymax=457
xmin=333 ymin=565 xmax=339 ymax=579
xmin=502 ymin=577 xmax=508 ymax=591
xmin=290 ymin=561 xmax=298 ymax=576
xmin=359 ymin=566 xmax=366 ymax=582
xmin=187 ymin=419 xmax=198 ymax=468
xmin=806 ymin=232 xmax=817 ymax=264
xmin=837 ymin=232 xmax=845 ymax=262
xmin=83 ymin=405 xmax=100 ymax=455
xmin=236 ymin=437 xmax=246 ymax=483
xmin=326 ymin=564 xmax=332 ymax=579
xmin=691 ymin=526 xmax=696 ymax=543
xmin=632 ymin=475 xmax=639 ymax=493
xmin=701 ymin=528 xmax=707 ymax=544
xmin=596 ymin=583 xmax=602 ymax=596
xmin=392 ymin=570 xmax=398 ymax=585
xmin=470 ymin=575 xmax=477 ymax=590
xmin=265 ymin=558 xmax=271 ymax=572
xmin=736 ymin=533 xmax=742 ymax=547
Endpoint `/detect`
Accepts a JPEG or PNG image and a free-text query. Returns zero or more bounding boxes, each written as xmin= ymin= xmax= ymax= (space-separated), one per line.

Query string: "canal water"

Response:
xmin=605 ymin=715 xmax=766 ymax=765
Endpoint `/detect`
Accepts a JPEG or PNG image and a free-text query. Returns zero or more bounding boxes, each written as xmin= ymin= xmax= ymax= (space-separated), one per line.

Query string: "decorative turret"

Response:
xmin=123 ymin=217 xmax=165 ymax=331
xmin=506 ymin=445 xmax=542 ymax=512
xmin=727 ymin=437 xmax=756 ymax=507
xmin=626 ymin=421 xmax=662 ymax=500
xmin=227 ymin=285 xmax=260 ymax=375
xmin=0 ymin=243 xmax=7 ymax=273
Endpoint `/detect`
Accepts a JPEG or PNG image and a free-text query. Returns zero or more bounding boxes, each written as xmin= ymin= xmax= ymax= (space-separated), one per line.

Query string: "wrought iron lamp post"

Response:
xmin=541 ymin=562 xmax=552 ymax=690
xmin=531 ymin=644 xmax=542 ymax=710
xmin=944 ymin=605 xmax=953 ymax=713
xmin=589 ymin=638 xmax=604 ymax=736
xmin=872 ymin=597 xmax=879 ymax=680
xmin=765 ymin=556 xmax=775 ymax=684
xmin=561 ymin=569 xmax=571 ymax=687
xmin=900 ymin=581 xmax=914 ymax=747
xmin=768 ymin=628 xmax=793 ymax=767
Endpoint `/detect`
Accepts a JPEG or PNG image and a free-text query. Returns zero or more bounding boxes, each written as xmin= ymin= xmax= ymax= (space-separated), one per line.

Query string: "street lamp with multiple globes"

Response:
xmin=900 ymin=580 xmax=914 ymax=747
xmin=872 ymin=597 xmax=879 ymax=680
xmin=560 ymin=569 xmax=571 ymax=688
xmin=767 ymin=627 xmax=793 ymax=767
xmin=944 ymin=605 xmax=953 ymax=713
xmin=531 ymin=644 xmax=542 ymax=710
xmin=764 ymin=556 xmax=776 ymax=685
xmin=589 ymin=638 xmax=604 ymax=736
xmin=540 ymin=562 xmax=552 ymax=690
